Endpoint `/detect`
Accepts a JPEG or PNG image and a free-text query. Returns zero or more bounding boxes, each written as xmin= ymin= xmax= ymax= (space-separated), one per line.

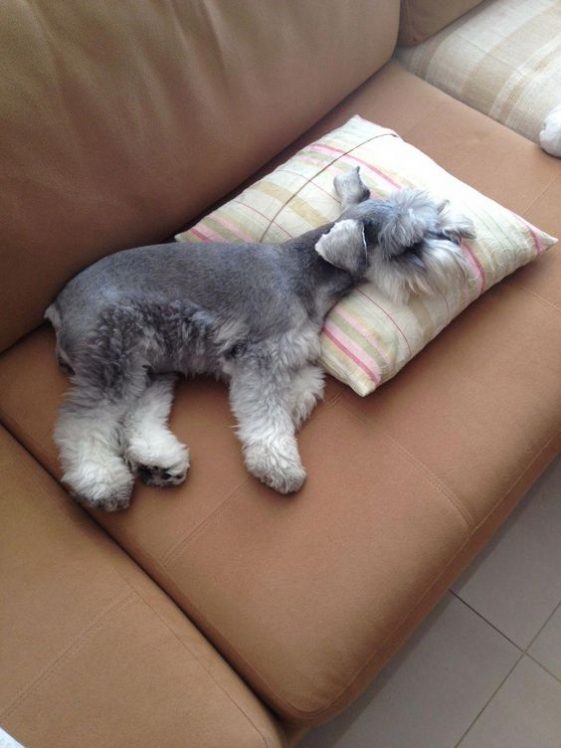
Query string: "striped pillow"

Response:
xmin=397 ymin=0 xmax=561 ymax=143
xmin=176 ymin=116 xmax=556 ymax=396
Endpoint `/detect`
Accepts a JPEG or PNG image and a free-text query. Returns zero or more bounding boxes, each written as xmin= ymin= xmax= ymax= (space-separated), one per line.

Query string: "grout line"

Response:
xmin=449 ymin=590 xmax=523 ymax=651
xmin=526 ymin=652 xmax=561 ymax=686
xmin=452 ymin=651 xmax=524 ymax=748
xmin=525 ymin=598 xmax=561 ymax=652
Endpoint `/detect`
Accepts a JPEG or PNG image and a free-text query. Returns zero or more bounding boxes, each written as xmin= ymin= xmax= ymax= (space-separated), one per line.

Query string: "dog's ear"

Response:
xmin=334 ymin=167 xmax=370 ymax=209
xmin=315 ymin=219 xmax=367 ymax=275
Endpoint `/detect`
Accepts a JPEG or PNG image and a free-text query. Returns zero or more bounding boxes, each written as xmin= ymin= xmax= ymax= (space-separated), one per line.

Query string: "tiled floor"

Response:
xmin=300 ymin=454 xmax=561 ymax=748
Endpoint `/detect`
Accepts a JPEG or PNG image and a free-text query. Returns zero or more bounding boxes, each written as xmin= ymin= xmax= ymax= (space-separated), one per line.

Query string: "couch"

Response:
xmin=2 ymin=1 xmax=561 ymax=745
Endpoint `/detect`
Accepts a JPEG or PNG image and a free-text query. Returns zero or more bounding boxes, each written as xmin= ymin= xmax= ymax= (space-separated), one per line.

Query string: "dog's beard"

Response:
xmin=366 ymin=236 xmax=471 ymax=304
xmin=365 ymin=193 xmax=475 ymax=305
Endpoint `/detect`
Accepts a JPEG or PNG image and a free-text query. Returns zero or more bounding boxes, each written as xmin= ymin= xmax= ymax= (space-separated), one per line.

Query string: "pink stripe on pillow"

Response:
xmin=323 ymin=322 xmax=381 ymax=384
xmin=188 ymin=226 xmax=215 ymax=241
xmin=357 ymin=289 xmax=413 ymax=356
xmin=210 ymin=214 xmax=255 ymax=242
xmin=461 ymin=240 xmax=486 ymax=292
xmin=516 ymin=216 xmax=545 ymax=255
xmin=335 ymin=305 xmax=392 ymax=366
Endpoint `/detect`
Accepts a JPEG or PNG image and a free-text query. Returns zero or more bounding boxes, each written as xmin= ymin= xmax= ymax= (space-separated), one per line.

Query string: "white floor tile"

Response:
xmin=458 ymin=657 xmax=561 ymax=748
xmin=299 ymin=594 xmax=518 ymax=748
xmin=453 ymin=454 xmax=561 ymax=648
xmin=529 ymin=603 xmax=561 ymax=682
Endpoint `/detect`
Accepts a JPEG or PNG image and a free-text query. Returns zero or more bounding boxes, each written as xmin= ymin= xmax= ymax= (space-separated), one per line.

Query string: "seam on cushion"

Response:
xmin=399 ymin=1 xmax=415 ymax=45
xmin=383 ymin=90 xmax=455 ymax=140
xmin=4 ymin=376 xmax=534 ymax=722
xmin=107 ymin=569 xmax=281 ymax=748
xmin=0 ymin=594 xmax=136 ymax=721
xmin=1 ymin=470 xmax=280 ymax=748
xmin=1 ymin=364 xmax=546 ymax=723
xmin=102 ymin=422 xmax=561 ymax=723
xmin=257 ymin=131 xmax=398 ymax=243
xmin=0 ymin=406 xmax=58 ymax=479
xmin=162 ymin=476 xmax=252 ymax=567
xmin=46 ymin=400 xmax=561 ymax=721
xmin=162 ymin=392 xmax=345 ymax=568
xmin=509 ymin=283 xmax=561 ymax=317
xmin=0 ymin=421 xmax=277 ymax=745
xmin=300 ymin=422 xmax=561 ymax=721
xmin=522 ymin=173 xmax=561 ymax=216
xmin=338 ymin=400 xmax=474 ymax=528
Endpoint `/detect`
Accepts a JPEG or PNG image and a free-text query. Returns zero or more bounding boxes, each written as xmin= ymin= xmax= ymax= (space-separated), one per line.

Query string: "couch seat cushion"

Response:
xmin=0 ymin=427 xmax=285 ymax=748
xmin=397 ymin=0 xmax=561 ymax=142
xmin=2 ymin=65 xmax=561 ymax=725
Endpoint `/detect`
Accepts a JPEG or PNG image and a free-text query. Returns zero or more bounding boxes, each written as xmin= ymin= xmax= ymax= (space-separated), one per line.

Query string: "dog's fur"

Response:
xmin=540 ymin=103 xmax=561 ymax=157
xmin=46 ymin=169 xmax=473 ymax=510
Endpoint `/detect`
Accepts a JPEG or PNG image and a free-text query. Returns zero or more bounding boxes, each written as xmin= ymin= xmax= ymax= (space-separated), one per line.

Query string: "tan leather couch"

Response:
xmin=2 ymin=1 xmax=560 ymax=745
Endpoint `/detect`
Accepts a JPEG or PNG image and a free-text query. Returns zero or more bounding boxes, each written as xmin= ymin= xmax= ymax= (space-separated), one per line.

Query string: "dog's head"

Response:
xmin=316 ymin=170 xmax=475 ymax=304
xmin=362 ymin=190 xmax=475 ymax=304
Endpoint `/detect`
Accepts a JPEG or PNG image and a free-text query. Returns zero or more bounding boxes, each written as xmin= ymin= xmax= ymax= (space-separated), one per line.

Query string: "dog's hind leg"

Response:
xmin=123 ymin=373 xmax=190 ymax=488
xmin=229 ymin=362 xmax=307 ymax=494
xmin=55 ymin=382 xmax=138 ymax=512
xmin=289 ymin=364 xmax=325 ymax=431
xmin=54 ymin=306 xmax=150 ymax=511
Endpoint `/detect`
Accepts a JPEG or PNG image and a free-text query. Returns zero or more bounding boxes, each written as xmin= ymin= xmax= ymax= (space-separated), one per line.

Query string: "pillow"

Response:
xmin=176 ymin=116 xmax=557 ymax=396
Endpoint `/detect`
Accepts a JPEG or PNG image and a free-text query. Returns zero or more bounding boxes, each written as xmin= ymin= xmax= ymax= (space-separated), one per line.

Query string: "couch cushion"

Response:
xmin=0 ymin=0 xmax=399 ymax=354
xmin=398 ymin=0 xmax=483 ymax=45
xmin=0 ymin=426 xmax=285 ymax=748
xmin=2 ymin=64 xmax=561 ymax=725
xmin=397 ymin=0 xmax=561 ymax=142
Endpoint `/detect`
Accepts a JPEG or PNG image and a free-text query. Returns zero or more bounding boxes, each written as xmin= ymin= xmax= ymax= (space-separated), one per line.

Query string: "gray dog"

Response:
xmin=46 ymin=168 xmax=473 ymax=510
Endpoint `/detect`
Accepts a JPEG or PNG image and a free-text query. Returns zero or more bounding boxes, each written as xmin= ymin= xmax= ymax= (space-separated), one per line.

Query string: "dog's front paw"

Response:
xmin=126 ymin=435 xmax=190 ymax=488
xmin=245 ymin=439 xmax=307 ymax=494
xmin=290 ymin=365 xmax=325 ymax=431
xmin=64 ymin=458 xmax=134 ymax=512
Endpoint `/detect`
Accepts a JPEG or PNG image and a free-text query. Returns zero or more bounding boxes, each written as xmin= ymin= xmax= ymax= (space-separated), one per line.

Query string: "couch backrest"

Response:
xmin=0 ymin=0 xmax=399 ymax=353
xmin=399 ymin=0 xmax=483 ymax=46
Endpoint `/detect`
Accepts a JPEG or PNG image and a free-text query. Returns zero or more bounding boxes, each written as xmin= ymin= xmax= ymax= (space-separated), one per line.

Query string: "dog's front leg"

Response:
xmin=289 ymin=364 xmax=325 ymax=431
xmin=229 ymin=363 xmax=306 ymax=494
xmin=123 ymin=374 xmax=190 ymax=488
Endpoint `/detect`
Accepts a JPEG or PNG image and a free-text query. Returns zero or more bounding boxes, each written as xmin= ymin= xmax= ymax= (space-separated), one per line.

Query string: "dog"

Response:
xmin=540 ymin=103 xmax=561 ymax=157
xmin=45 ymin=168 xmax=474 ymax=511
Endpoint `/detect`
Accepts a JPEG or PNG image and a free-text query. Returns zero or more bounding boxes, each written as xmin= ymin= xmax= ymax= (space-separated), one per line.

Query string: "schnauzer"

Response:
xmin=45 ymin=168 xmax=473 ymax=510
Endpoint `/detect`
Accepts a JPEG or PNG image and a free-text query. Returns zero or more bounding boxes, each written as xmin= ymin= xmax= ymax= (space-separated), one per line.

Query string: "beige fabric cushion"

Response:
xmin=399 ymin=0 xmax=483 ymax=45
xmin=0 ymin=0 xmax=399 ymax=354
xmin=0 ymin=426 xmax=285 ymax=748
xmin=397 ymin=0 xmax=561 ymax=142
xmin=177 ymin=115 xmax=556 ymax=396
